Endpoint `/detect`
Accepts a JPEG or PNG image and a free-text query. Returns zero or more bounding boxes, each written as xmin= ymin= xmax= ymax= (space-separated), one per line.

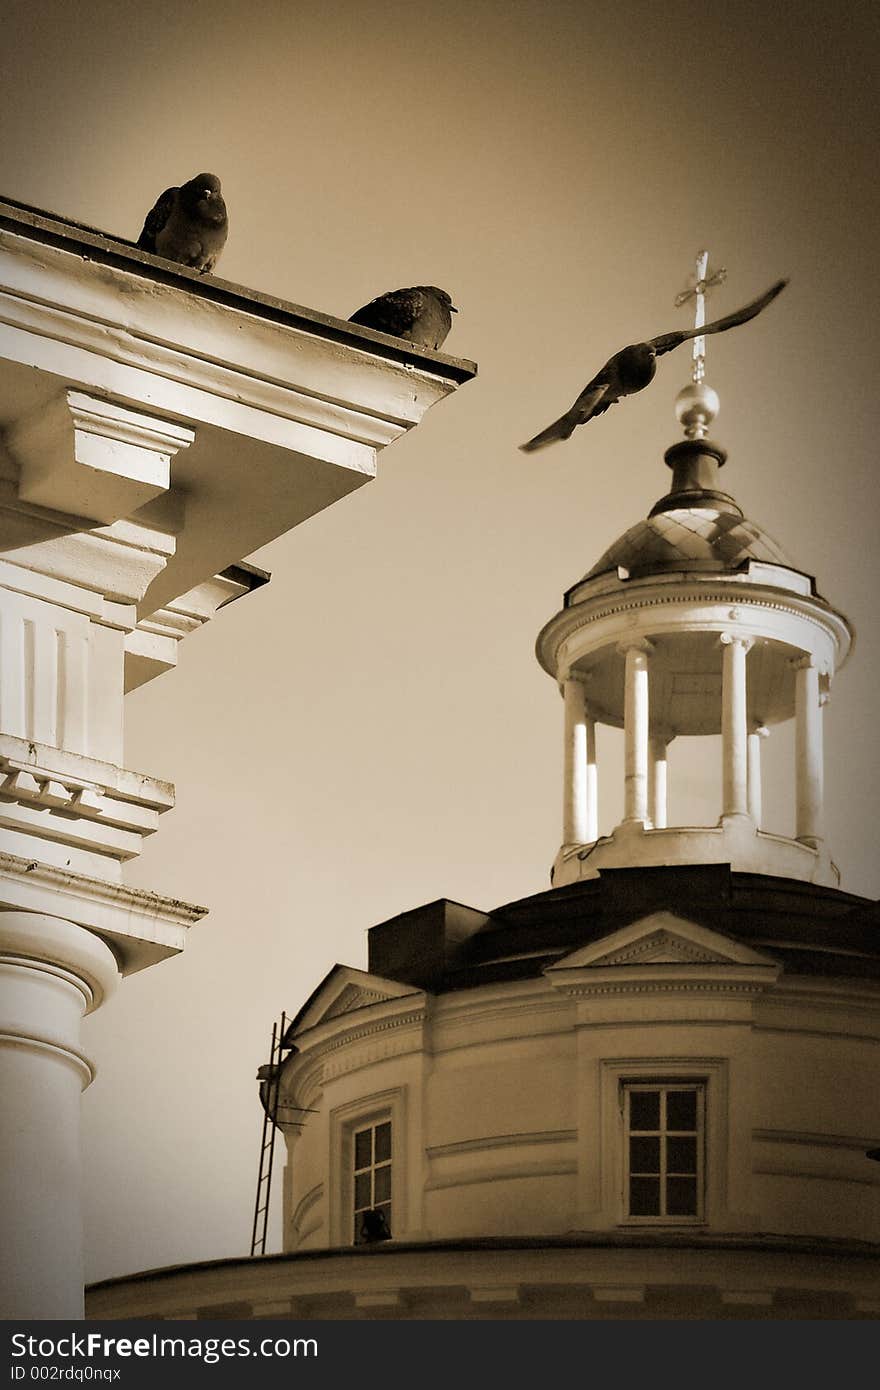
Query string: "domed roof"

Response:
xmin=586 ymin=501 xmax=796 ymax=580
xmin=583 ymin=439 xmax=799 ymax=582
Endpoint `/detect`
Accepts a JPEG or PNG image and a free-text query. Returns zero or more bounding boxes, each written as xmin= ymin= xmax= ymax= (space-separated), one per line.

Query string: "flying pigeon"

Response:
xmin=349 ymin=285 xmax=458 ymax=350
xmin=136 ymin=172 xmax=228 ymax=274
xmin=520 ymin=278 xmax=788 ymax=452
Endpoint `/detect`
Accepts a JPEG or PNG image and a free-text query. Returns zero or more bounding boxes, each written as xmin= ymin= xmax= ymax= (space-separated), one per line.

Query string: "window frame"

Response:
xmin=621 ymin=1079 xmax=706 ymax=1224
xmin=594 ymin=1057 xmax=728 ymax=1230
xmin=329 ymin=1087 xmax=406 ymax=1247
xmin=352 ymin=1117 xmax=393 ymax=1244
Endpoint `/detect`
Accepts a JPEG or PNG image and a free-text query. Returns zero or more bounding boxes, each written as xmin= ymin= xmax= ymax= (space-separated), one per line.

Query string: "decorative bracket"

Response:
xmin=10 ymin=390 xmax=195 ymax=525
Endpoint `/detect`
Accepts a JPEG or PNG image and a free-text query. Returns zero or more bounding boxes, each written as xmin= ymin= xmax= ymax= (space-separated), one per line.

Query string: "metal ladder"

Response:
xmin=249 ymin=1011 xmax=289 ymax=1257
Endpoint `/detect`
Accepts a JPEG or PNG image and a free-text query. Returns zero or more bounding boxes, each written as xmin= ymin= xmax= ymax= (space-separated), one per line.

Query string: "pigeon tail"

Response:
xmin=520 ymin=412 xmax=578 ymax=453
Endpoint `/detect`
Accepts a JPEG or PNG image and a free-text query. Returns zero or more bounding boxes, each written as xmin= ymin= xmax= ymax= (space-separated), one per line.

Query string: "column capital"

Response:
xmin=749 ymin=723 xmax=770 ymax=739
xmin=649 ymin=726 xmax=674 ymax=746
xmin=719 ymin=632 xmax=753 ymax=651
xmin=616 ymin=636 xmax=654 ymax=657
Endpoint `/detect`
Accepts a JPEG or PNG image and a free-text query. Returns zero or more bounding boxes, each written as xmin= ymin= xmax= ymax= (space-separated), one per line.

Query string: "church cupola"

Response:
xmin=536 ymin=256 xmax=852 ymax=890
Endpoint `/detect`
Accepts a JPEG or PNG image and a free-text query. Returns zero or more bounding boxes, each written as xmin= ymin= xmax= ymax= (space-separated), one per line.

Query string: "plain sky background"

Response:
xmin=1 ymin=0 xmax=878 ymax=1284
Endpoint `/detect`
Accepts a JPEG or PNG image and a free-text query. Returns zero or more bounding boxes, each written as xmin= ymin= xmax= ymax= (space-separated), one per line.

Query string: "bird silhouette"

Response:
xmin=349 ymin=285 xmax=457 ymax=350
xmin=359 ymin=1208 xmax=392 ymax=1243
xmin=520 ymin=278 xmax=788 ymax=452
xmin=137 ymin=172 xmax=228 ymax=274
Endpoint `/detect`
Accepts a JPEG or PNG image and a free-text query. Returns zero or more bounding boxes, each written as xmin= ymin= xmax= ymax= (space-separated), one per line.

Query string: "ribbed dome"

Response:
xmin=586 ymin=503 xmax=796 ymax=580
xmin=584 ymin=439 xmax=798 ymax=582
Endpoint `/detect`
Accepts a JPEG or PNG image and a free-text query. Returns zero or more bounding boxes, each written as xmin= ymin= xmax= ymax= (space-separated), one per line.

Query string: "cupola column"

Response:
xmin=648 ymin=733 xmax=670 ymax=829
xmin=562 ymin=677 xmax=597 ymax=843
xmin=585 ymin=713 xmax=598 ymax=842
xmin=720 ymin=634 xmax=752 ymax=819
xmin=619 ymin=640 xmax=653 ymax=823
xmin=747 ymin=725 xmax=768 ymax=827
xmin=794 ymin=657 xmax=824 ymax=847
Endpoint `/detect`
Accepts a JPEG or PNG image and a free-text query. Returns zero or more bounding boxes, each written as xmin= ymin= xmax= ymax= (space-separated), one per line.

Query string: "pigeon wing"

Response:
xmin=349 ymin=287 xmax=423 ymax=336
xmin=650 ymin=278 xmax=789 ymax=358
xmin=570 ymin=381 xmax=613 ymax=423
xmin=519 ymin=383 xmax=610 ymax=452
xmin=137 ymin=187 xmax=177 ymax=252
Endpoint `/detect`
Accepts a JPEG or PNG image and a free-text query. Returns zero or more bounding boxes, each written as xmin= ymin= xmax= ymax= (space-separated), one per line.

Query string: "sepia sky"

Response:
xmin=1 ymin=0 xmax=878 ymax=1284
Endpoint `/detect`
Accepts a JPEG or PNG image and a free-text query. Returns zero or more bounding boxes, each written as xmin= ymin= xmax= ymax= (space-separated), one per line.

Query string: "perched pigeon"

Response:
xmin=137 ymin=172 xmax=228 ymax=274
xmin=520 ymin=278 xmax=788 ymax=452
xmin=349 ymin=285 xmax=458 ymax=350
xmin=359 ymin=1208 xmax=392 ymax=1244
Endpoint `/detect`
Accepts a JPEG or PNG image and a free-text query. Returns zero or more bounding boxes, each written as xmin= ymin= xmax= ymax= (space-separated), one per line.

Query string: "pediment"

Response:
xmin=291 ymin=965 xmax=424 ymax=1035
xmin=546 ymin=911 xmax=778 ymax=973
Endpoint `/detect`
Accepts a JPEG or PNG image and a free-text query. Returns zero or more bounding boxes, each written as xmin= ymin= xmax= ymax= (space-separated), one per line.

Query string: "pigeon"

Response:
xmin=136 ymin=172 xmax=228 ymax=274
xmin=520 ymin=278 xmax=788 ymax=452
xmin=359 ymin=1208 xmax=392 ymax=1244
xmin=349 ymin=285 xmax=458 ymax=350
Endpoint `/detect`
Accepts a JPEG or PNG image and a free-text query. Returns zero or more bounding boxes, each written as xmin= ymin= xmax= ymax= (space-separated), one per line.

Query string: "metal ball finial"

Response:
xmin=675 ymin=381 xmax=720 ymax=440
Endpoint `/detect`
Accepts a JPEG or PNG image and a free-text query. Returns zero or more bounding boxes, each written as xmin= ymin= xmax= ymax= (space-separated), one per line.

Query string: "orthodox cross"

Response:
xmin=674 ymin=250 xmax=727 ymax=384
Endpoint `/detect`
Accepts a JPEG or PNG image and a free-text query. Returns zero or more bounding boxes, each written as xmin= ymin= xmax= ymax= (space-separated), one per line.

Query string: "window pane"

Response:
xmin=375 ymin=1122 xmax=392 ymax=1163
xmin=374 ymin=1164 xmax=391 ymax=1203
xmin=667 ymin=1136 xmax=697 ymax=1174
xmin=666 ymin=1089 xmax=697 ymax=1131
xmin=629 ymin=1176 xmax=660 ymax=1216
xmin=354 ymin=1172 xmax=371 ymax=1210
xmin=629 ymin=1090 xmax=660 ymax=1130
xmin=629 ymin=1136 xmax=660 ymax=1174
xmin=354 ymin=1128 xmax=372 ymax=1170
xmin=666 ymin=1175 xmax=698 ymax=1215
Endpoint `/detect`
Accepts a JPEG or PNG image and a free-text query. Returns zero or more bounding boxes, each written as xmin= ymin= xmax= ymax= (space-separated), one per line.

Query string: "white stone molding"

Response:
xmin=0 ymin=221 xmax=474 ymax=619
xmin=291 ymin=965 xmax=424 ymax=1036
xmin=11 ymin=390 xmax=195 ymax=525
xmin=0 ymin=479 xmax=177 ymax=610
xmin=538 ymin=580 xmax=851 ymax=694
xmin=289 ymin=1184 xmax=324 ymax=1248
xmin=0 ymin=850 xmax=205 ymax=974
xmin=124 ymin=567 xmax=267 ymax=691
xmin=0 ymin=728 xmax=177 ymax=888
xmin=545 ymin=913 xmax=780 ymax=1009
xmin=83 ymin=1243 xmax=880 ymax=1320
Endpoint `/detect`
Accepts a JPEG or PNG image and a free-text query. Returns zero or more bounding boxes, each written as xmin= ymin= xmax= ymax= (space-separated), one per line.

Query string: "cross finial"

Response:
xmin=674 ymin=251 xmax=727 ymax=383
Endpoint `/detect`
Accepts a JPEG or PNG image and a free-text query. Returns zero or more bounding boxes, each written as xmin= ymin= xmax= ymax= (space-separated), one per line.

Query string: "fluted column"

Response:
xmin=794 ymin=657 xmax=824 ymax=846
xmin=620 ymin=640 xmax=652 ymax=824
xmin=747 ymin=725 xmax=768 ymax=827
xmin=648 ymin=733 xmax=670 ymax=829
xmin=721 ymin=634 xmax=752 ymax=819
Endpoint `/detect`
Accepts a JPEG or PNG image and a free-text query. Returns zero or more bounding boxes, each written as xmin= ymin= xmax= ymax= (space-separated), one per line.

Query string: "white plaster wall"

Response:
xmin=283 ymin=973 xmax=880 ymax=1253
